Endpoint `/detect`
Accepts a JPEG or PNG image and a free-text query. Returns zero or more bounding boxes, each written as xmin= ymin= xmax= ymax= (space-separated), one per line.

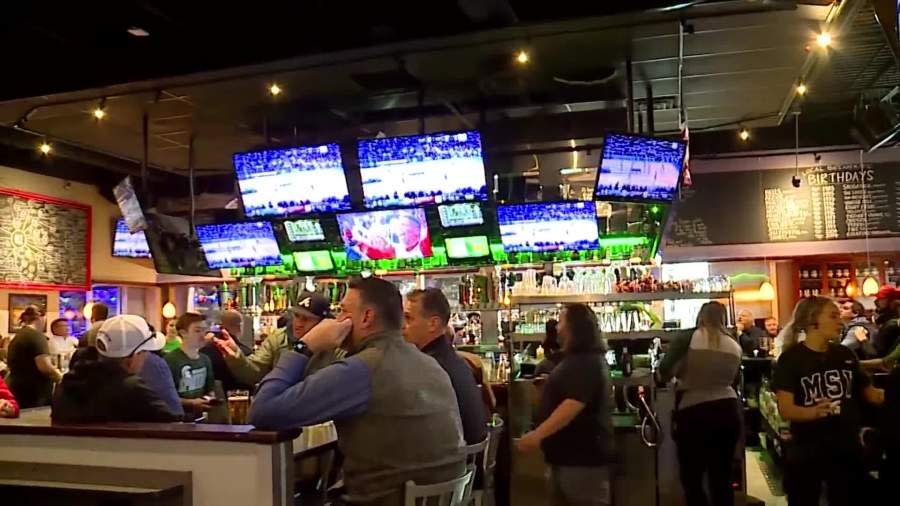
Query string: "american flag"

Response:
xmin=680 ymin=110 xmax=692 ymax=187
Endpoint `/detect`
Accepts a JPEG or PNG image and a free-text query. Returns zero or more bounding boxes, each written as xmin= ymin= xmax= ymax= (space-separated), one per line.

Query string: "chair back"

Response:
xmin=404 ymin=470 xmax=473 ymax=506
xmin=481 ymin=417 xmax=504 ymax=488
xmin=462 ymin=436 xmax=488 ymax=501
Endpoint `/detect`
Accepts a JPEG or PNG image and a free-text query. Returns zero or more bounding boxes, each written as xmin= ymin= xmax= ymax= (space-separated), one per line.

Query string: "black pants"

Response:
xmin=784 ymin=443 xmax=865 ymax=506
xmin=674 ymin=398 xmax=742 ymax=506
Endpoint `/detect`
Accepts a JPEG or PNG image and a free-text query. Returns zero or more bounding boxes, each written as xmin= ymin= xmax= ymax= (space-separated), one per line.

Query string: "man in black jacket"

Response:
xmin=52 ymin=315 xmax=179 ymax=423
xmin=403 ymin=288 xmax=487 ymax=445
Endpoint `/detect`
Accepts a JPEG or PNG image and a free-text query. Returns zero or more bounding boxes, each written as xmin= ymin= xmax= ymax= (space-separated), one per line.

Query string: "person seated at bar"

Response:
xmin=0 ymin=375 xmax=20 ymax=418
xmin=6 ymin=305 xmax=62 ymax=409
xmin=52 ymin=315 xmax=178 ymax=423
xmin=214 ymin=293 xmax=339 ymax=386
xmin=839 ymin=299 xmax=877 ymax=360
xmin=201 ymin=309 xmax=252 ymax=392
xmin=452 ymin=326 xmax=497 ymax=415
xmin=736 ymin=309 xmax=766 ymax=356
xmin=78 ymin=302 xmax=109 ymax=348
xmin=249 ymin=277 xmax=465 ymax=505
xmin=139 ymin=324 xmax=185 ymax=418
xmin=48 ymin=318 xmax=78 ymax=355
xmin=403 ymin=288 xmax=487 ymax=445
xmin=165 ymin=312 xmax=216 ymax=418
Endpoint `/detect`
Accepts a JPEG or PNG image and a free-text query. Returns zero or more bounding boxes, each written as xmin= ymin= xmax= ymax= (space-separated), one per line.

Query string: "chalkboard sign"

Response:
xmin=665 ymin=163 xmax=899 ymax=247
xmin=0 ymin=188 xmax=90 ymax=290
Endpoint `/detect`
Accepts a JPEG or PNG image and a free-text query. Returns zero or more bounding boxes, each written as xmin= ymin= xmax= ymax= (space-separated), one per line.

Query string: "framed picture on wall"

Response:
xmin=8 ymin=293 xmax=48 ymax=334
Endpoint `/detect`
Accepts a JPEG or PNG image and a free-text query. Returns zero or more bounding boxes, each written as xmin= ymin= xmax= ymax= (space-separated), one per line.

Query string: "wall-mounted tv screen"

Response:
xmin=112 ymin=218 xmax=151 ymax=258
xmin=233 ymin=143 xmax=351 ymax=217
xmin=283 ymin=218 xmax=326 ymax=242
xmin=336 ymin=208 xmax=432 ymax=261
xmin=438 ymin=202 xmax=484 ymax=228
xmin=595 ymin=133 xmax=685 ymax=202
xmin=497 ymin=201 xmax=600 ymax=253
xmin=144 ymin=212 xmax=218 ymax=277
xmin=358 ymin=130 xmax=488 ymax=208
xmin=113 ymin=176 xmax=148 ymax=233
xmin=195 ymin=221 xmax=283 ymax=269
xmin=445 ymin=235 xmax=490 ymax=259
xmin=293 ymin=250 xmax=334 ymax=272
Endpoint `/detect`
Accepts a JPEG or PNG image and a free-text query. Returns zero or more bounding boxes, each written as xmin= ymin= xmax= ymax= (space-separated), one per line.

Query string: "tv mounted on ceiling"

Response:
xmin=233 ymin=143 xmax=351 ymax=217
xmin=195 ymin=221 xmax=283 ymax=269
xmin=594 ymin=132 xmax=686 ymax=203
xmin=496 ymin=201 xmax=600 ymax=253
xmin=336 ymin=207 xmax=433 ymax=261
xmin=358 ymin=130 xmax=488 ymax=208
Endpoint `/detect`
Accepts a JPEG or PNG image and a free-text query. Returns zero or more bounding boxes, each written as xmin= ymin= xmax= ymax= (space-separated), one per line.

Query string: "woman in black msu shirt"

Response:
xmin=773 ymin=296 xmax=884 ymax=506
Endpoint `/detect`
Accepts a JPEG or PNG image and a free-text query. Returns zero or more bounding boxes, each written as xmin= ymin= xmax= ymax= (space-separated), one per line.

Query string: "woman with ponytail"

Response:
xmin=772 ymin=296 xmax=884 ymax=505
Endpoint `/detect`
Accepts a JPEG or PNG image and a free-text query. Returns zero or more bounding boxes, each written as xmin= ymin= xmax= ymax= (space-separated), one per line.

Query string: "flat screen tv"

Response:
xmin=358 ymin=130 xmax=488 ymax=208
xmin=293 ymin=250 xmax=335 ymax=272
xmin=445 ymin=235 xmax=490 ymax=259
xmin=195 ymin=221 xmax=283 ymax=269
xmin=336 ymin=207 xmax=432 ymax=261
xmin=143 ymin=212 xmax=218 ymax=277
xmin=233 ymin=143 xmax=351 ymax=217
xmin=438 ymin=202 xmax=484 ymax=228
xmin=595 ymin=133 xmax=686 ymax=202
xmin=283 ymin=218 xmax=326 ymax=242
xmin=112 ymin=218 xmax=151 ymax=258
xmin=113 ymin=176 xmax=148 ymax=233
xmin=496 ymin=201 xmax=600 ymax=253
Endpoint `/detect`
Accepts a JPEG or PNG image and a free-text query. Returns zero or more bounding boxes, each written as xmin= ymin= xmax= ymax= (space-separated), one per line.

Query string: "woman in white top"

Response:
xmin=659 ymin=301 xmax=743 ymax=506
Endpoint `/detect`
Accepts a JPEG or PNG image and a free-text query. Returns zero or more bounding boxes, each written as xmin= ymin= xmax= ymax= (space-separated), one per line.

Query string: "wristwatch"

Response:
xmin=292 ymin=339 xmax=314 ymax=358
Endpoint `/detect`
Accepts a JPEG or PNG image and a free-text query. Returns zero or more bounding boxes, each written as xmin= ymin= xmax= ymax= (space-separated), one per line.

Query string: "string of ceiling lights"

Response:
xmin=735 ymin=29 xmax=828 ymax=143
xmin=35 ymin=44 xmax=534 ymax=157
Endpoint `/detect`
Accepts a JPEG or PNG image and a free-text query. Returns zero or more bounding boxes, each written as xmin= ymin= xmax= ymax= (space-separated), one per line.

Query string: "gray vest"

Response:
xmin=336 ymin=331 xmax=465 ymax=503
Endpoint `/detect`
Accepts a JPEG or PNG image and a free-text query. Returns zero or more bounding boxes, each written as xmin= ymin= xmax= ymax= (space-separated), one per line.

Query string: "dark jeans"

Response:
xmin=674 ymin=398 xmax=742 ymax=506
xmin=784 ymin=443 xmax=865 ymax=506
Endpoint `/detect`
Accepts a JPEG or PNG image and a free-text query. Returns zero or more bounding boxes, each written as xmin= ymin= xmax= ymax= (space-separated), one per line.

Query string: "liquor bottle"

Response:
xmin=621 ymin=346 xmax=633 ymax=377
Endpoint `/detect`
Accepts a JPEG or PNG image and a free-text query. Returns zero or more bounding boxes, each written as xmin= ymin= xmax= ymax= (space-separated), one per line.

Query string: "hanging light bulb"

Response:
xmin=796 ymin=82 xmax=808 ymax=96
xmin=162 ymin=301 xmax=177 ymax=319
xmin=38 ymin=142 xmax=52 ymax=155
xmin=862 ymin=276 xmax=880 ymax=297
xmin=738 ymin=128 xmax=750 ymax=141
xmin=82 ymin=302 xmax=94 ymax=320
xmin=515 ymin=49 xmax=529 ymax=65
xmin=758 ymin=280 xmax=775 ymax=300
xmin=816 ymin=31 xmax=832 ymax=48
xmin=845 ymin=282 xmax=857 ymax=298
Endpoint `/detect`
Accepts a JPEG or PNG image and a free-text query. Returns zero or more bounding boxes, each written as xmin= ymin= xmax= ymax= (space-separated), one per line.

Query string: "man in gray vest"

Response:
xmin=249 ymin=277 xmax=465 ymax=505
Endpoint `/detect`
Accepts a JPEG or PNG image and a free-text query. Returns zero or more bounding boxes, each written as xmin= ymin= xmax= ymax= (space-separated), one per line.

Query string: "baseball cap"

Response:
xmin=292 ymin=292 xmax=334 ymax=320
xmin=876 ymin=285 xmax=900 ymax=300
xmin=96 ymin=315 xmax=166 ymax=358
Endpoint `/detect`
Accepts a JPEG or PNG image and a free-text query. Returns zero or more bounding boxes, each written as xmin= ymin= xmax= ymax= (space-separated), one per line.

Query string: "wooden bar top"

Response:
xmin=0 ymin=408 xmax=300 ymax=444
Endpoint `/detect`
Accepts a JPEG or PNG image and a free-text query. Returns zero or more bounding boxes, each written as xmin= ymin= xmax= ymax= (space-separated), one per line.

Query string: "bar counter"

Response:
xmin=0 ymin=408 xmax=337 ymax=506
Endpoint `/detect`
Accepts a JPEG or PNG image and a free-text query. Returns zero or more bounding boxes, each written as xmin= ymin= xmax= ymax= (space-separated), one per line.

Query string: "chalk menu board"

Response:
xmin=0 ymin=189 xmax=91 ymax=290
xmin=666 ymin=163 xmax=899 ymax=247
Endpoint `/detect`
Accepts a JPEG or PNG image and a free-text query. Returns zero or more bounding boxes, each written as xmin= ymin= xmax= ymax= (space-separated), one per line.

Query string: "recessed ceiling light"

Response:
xmin=269 ymin=83 xmax=282 ymax=96
xmin=816 ymin=31 xmax=832 ymax=48
xmin=127 ymin=27 xmax=150 ymax=37
xmin=515 ymin=49 xmax=529 ymax=65
xmin=39 ymin=142 xmax=51 ymax=155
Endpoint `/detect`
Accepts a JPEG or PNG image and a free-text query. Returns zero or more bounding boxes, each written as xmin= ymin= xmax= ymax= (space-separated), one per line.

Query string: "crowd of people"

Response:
xmin=0 ymin=280 xmax=496 ymax=505
xmin=2 ymin=280 xmax=900 ymax=505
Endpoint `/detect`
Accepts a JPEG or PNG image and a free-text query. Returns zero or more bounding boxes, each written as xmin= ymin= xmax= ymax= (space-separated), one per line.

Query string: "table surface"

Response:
xmin=0 ymin=407 xmax=300 ymax=444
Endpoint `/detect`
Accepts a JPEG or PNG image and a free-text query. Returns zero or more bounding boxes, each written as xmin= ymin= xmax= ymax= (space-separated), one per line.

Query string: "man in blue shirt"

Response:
xmin=249 ymin=278 xmax=465 ymax=504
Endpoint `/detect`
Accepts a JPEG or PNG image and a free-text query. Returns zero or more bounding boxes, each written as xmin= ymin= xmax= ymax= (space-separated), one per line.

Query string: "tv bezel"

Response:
xmin=495 ymin=200 xmax=601 ymax=253
xmin=194 ymin=220 xmax=284 ymax=269
xmin=335 ymin=206 xmax=434 ymax=261
xmin=231 ymin=142 xmax=352 ymax=218
xmin=593 ymin=131 xmax=687 ymax=204
xmin=357 ymin=129 xmax=489 ymax=209
xmin=111 ymin=217 xmax=151 ymax=259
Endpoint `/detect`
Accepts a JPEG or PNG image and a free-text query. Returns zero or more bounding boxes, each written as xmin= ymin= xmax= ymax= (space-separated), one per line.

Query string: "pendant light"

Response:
xmin=162 ymin=301 xmax=177 ymax=319
xmin=859 ymin=149 xmax=880 ymax=297
xmin=759 ymin=280 xmax=776 ymax=300
xmin=82 ymin=302 xmax=94 ymax=320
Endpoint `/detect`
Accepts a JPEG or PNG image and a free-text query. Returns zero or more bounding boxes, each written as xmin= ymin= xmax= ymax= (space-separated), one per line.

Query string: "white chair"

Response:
xmin=404 ymin=470 xmax=474 ymax=506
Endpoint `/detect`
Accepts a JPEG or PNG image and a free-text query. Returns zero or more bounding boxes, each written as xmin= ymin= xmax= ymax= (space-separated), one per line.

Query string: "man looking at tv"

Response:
xmin=78 ymin=302 xmax=109 ymax=348
xmin=213 ymin=292 xmax=338 ymax=386
xmin=249 ymin=277 xmax=464 ymax=504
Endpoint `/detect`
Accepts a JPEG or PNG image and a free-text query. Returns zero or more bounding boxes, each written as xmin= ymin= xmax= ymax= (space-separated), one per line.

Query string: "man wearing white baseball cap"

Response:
xmin=52 ymin=315 xmax=180 ymax=423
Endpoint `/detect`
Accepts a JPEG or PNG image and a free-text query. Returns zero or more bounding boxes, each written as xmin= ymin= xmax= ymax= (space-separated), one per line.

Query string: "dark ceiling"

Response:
xmin=0 ymin=0 xmax=722 ymax=102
